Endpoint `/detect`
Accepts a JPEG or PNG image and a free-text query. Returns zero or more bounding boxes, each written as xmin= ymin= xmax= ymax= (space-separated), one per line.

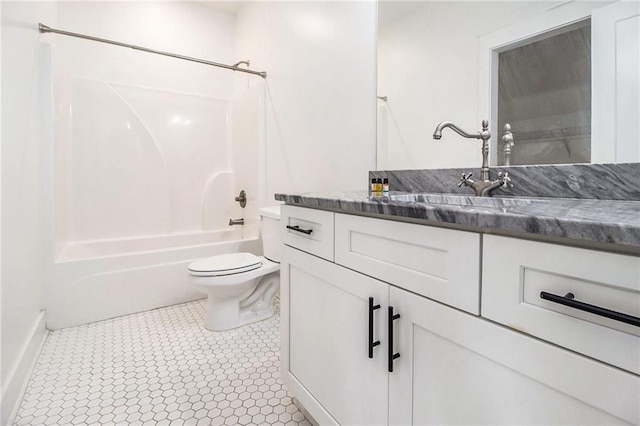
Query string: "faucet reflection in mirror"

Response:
xmin=433 ymin=119 xmax=512 ymax=197
xmin=502 ymin=124 xmax=515 ymax=167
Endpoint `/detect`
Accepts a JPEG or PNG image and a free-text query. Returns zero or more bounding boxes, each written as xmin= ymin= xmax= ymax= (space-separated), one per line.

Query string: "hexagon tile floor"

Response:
xmin=14 ymin=299 xmax=311 ymax=426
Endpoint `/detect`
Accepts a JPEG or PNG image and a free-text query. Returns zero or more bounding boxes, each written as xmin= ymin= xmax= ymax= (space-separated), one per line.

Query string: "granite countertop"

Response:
xmin=274 ymin=190 xmax=640 ymax=253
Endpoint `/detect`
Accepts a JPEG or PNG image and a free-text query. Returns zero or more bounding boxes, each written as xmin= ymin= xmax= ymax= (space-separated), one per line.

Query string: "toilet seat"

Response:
xmin=188 ymin=252 xmax=262 ymax=277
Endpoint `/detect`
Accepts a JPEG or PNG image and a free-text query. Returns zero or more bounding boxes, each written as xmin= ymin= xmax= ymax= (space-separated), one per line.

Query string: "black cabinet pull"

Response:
xmin=368 ymin=297 xmax=381 ymax=359
xmin=286 ymin=225 xmax=313 ymax=235
xmin=540 ymin=291 xmax=640 ymax=327
xmin=388 ymin=306 xmax=401 ymax=372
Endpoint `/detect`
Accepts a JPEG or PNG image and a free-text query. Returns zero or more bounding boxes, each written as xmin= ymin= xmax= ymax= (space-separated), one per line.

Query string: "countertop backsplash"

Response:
xmin=370 ymin=162 xmax=640 ymax=201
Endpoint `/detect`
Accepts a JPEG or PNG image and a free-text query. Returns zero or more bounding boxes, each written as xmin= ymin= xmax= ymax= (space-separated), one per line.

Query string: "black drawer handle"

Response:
xmin=540 ymin=291 xmax=640 ymax=327
xmin=286 ymin=225 xmax=313 ymax=235
xmin=388 ymin=306 xmax=401 ymax=372
xmin=368 ymin=297 xmax=381 ymax=359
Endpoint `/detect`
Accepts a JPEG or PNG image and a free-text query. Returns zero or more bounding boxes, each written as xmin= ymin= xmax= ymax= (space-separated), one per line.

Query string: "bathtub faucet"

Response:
xmin=235 ymin=190 xmax=247 ymax=208
xmin=229 ymin=218 xmax=244 ymax=226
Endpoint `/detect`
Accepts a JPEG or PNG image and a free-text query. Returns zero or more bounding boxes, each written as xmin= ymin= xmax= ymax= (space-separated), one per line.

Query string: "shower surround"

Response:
xmin=48 ymin=2 xmax=265 ymax=329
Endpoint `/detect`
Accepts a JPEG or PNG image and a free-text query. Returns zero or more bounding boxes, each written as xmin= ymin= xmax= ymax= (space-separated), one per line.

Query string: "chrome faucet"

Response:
xmin=229 ymin=218 xmax=244 ymax=226
xmin=433 ymin=119 xmax=512 ymax=197
xmin=235 ymin=190 xmax=247 ymax=208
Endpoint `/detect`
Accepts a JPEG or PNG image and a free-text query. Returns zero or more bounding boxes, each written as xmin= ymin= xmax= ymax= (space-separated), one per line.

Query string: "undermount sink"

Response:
xmin=387 ymin=192 xmax=541 ymax=208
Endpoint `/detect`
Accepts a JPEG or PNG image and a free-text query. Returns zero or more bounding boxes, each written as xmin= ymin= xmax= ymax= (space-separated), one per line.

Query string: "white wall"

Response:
xmin=235 ymin=1 xmax=377 ymax=201
xmin=1 ymin=2 xmax=56 ymax=423
xmin=55 ymin=2 xmax=236 ymax=97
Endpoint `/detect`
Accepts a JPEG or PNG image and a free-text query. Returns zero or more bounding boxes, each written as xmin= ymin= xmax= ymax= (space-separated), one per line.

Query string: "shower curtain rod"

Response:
xmin=38 ymin=23 xmax=267 ymax=79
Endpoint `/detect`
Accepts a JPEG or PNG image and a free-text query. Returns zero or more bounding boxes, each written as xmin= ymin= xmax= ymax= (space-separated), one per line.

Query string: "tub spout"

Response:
xmin=229 ymin=218 xmax=244 ymax=226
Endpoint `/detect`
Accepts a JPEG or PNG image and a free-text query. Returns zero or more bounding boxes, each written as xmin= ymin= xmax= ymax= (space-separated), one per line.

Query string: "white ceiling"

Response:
xmin=195 ymin=1 xmax=245 ymax=16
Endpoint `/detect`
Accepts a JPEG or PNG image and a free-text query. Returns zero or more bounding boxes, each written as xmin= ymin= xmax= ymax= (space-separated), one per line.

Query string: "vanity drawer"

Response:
xmin=281 ymin=205 xmax=334 ymax=261
xmin=335 ymin=213 xmax=481 ymax=314
xmin=482 ymin=235 xmax=640 ymax=375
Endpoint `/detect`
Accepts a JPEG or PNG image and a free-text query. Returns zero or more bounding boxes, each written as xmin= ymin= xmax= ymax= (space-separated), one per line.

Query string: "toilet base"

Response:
xmin=202 ymin=271 xmax=280 ymax=331
xmin=205 ymin=305 xmax=276 ymax=332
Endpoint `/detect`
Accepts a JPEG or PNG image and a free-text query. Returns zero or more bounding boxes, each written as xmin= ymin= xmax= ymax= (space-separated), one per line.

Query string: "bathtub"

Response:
xmin=48 ymin=229 xmax=262 ymax=330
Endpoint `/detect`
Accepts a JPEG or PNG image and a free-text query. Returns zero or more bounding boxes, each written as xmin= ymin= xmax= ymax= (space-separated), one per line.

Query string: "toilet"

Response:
xmin=188 ymin=206 xmax=282 ymax=331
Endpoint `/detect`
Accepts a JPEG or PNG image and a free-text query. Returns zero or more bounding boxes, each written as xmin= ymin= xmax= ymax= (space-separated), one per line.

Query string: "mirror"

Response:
xmin=377 ymin=0 xmax=640 ymax=170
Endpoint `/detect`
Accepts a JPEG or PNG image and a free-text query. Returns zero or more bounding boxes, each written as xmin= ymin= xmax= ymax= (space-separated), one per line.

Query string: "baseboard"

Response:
xmin=1 ymin=311 xmax=48 ymax=426
xmin=292 ymin=397 xmax=320 ymax=426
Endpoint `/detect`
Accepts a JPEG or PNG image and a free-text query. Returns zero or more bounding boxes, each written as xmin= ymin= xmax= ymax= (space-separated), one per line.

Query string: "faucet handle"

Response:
xmin=498 ymin=171 xmax=513 ymax=189
xmin=458 ymin=172 xmax=473 ymax=188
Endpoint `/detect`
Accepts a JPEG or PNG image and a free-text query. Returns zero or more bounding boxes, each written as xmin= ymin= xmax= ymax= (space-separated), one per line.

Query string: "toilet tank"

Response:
xmin=259 ymin=205 xmax=282 ymax=262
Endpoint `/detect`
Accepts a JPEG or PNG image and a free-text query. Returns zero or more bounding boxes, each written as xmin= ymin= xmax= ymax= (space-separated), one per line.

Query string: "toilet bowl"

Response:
xmin=188 ymin=206 xmax=282 ymax=331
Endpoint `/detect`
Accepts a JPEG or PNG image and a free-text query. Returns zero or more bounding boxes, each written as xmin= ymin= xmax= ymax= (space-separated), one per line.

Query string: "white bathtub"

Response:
xmin=48 ymin=230 xmax=262 ymax=330
xmin=56 ymin=229 xmax=246 ymax=261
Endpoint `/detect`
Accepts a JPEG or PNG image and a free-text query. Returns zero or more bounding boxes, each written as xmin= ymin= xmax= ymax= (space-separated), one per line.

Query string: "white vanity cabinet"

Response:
xmin=280 ymin=205 xmax=640 ymax=425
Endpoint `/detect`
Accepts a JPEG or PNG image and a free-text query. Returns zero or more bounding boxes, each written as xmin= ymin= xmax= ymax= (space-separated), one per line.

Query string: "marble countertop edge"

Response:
xmin=274 ymin=191 xmax=640 ymax=253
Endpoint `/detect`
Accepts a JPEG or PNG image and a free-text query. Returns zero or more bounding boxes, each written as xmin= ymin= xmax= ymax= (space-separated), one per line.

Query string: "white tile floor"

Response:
xmin=14 ymin=299 xmax=310 ymax=426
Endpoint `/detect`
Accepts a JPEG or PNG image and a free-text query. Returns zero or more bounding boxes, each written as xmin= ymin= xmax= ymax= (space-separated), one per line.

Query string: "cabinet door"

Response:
xmin=281 ymin=246 xmax=389 ymax=425
xmin=389 ymin=286 xmax=638 ymax=425
xmin=592 ymin=0 xmax=640 ymax=162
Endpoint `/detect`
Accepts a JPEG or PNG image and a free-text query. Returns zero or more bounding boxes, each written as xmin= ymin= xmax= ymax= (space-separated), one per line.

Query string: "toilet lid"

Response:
xmin=188 ymin=252 xmax=262 ymax=277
